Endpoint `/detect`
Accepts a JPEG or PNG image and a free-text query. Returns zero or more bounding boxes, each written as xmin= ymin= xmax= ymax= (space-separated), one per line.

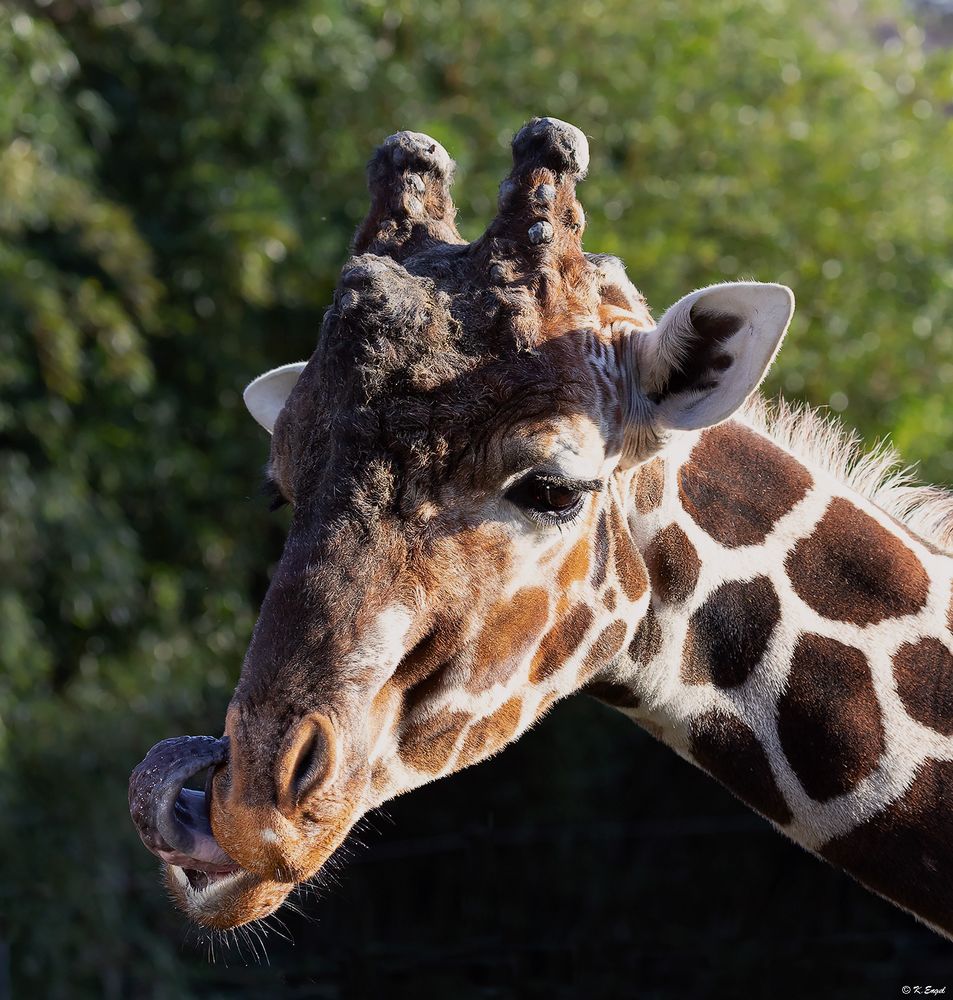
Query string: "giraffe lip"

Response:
xmin=157 ymin=847 xmax=241 ymax=876
xmin=180 ymin=865 xmax=241 ymax=892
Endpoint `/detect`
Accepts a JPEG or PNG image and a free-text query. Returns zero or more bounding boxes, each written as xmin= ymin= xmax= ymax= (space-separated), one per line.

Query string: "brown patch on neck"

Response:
xmin=628 ymin=604 xmax=662 ymax=666
xmin=682 ymin=576 xmax=780 ymax=688
xmin=529 ymin=602 xmax=594 ymax=683
xmin=635 ymin=457 xmax=665 ymax=514
xmin=786 ymin=497 xmax=929 ymax=626
xmin=644 ymin=523 xmax=700 ymax=604
xmin=679 ymin=423 xmax=812 ymax=548
xmin=777 ymin=634 xmax=884 ymax=802
xmin=537 ymin=690 xmax=560 ymax=716
xmin=690 ymin=710 xmax=792 ymax=825
xmin=821 ymin=757 xmax=953 ymax=936
xmin=893 ymin=638 xmax=953 ymax=737
xmin=608 ymin=503 xmax=649 ymax=601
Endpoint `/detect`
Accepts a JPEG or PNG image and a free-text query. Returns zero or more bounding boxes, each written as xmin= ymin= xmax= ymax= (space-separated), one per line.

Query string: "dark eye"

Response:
xmin=506 ymin=475 xmax=586 ymax=523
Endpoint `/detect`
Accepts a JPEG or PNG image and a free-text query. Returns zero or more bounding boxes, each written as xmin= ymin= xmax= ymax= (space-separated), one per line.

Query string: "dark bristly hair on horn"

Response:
xmin=341 ymin=117 xmax=651 ymax=356
xmin=352 ymin=130 xmax=464 ymax=260
xmin=468 ymin=116 xmax=599 ymax=345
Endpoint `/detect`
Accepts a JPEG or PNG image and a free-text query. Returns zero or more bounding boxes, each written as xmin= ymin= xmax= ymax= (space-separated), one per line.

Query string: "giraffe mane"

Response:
xmin=741 ymin=394 xmax=953 ymax=554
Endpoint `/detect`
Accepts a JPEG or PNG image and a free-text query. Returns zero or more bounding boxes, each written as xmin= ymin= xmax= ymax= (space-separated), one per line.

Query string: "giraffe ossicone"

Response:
xmin=129 ymin=117 xmax=953 ymax=941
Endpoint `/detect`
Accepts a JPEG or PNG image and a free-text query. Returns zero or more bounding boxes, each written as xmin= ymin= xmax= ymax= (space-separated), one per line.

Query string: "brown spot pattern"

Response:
xmin=466 ymin=587 xmax=549 ymax=692
xmin=644 ymin=524 xmax=700 ymax=604
xmin=777 ymin=634 xmax=884 ymax=802
xmin=591 ymin=510 xmax=610 ymax=588
xmin=635 ymin=458 xmax=665 ymax=514
xmin=581 ymin=619 xmax=629 ymax=679
xmin=537 ymin=691 xmax=559 ymax=715
xmin=608 ymin=504 xmax=649 ymax=601
xmin=398 ymin=709 xmax=469 ymax=773
xmin=682 ymin=576 xmax=780 ymax=688
xmin=786 ymin=498 xmax=929 ymax=626
xmin=529 ymin=602 xmax=594 ymax=683
xmin=679 ymin=423 xmax=812 ymax=547
xmin=822 ymin=758 xmax=953 ymax=935
xmin=893 ymin=638 xmax=953 ymax=737
xmin=394 ymin=623 xmax=459 ymax=690
xmin=459 ymin=697 xmax=523 ymax=762
xmin=628 ymin=605 xmax=662 ymax=666
xmin=557 ymin=536 xmax=591 ymax=591
xmin=690 ymin=710 xmax=792 ymax=825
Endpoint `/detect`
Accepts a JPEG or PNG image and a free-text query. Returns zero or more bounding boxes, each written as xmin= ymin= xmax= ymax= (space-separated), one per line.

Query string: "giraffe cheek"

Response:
xmin=464 ymin=587 xmax=550 ymax=694
xmin=557 ymin=535 xmax=592 ymax=592
xmin=397 ymin=710 xmax=471 ymax=775
xmin=529 ymin=603 xmax=594 ymax=684
xmin=576 ymin=619 xmax=629 ymax=685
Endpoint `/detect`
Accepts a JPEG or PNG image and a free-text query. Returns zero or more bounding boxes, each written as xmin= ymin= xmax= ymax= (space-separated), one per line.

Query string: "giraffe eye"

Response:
xmin=506 ymin=474 xmax=587 ymax=524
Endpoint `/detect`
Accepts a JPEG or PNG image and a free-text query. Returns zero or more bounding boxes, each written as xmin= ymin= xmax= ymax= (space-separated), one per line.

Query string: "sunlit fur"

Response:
xmin=742 ymin=395 xmax=953 ymax=553
xmin=144 ymin=119 xmax=953 ymax=941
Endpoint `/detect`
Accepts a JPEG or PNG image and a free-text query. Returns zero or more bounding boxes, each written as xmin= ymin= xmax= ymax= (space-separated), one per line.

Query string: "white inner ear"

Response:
xmin=243 ymin=362 xmax=307 ymax=434
xmin=645 ymin=281 xmax=795 ymax=432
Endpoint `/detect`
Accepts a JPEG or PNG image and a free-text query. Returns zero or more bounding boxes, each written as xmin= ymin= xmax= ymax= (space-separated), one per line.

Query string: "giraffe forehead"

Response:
xmin=276 ymin=399 xmax=613 ymax=528
xmin=287 ymin=295 xmax=609 ymax=430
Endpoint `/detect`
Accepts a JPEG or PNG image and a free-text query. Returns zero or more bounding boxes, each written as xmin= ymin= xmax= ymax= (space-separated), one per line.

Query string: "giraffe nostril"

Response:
xmin=279 ymin=713 xmax=335 ymax=809
xmin=291 ymin=733 xmax=323 ymax=802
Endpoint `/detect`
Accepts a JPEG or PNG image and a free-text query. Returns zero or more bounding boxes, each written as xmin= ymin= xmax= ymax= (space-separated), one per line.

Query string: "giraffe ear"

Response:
xmin=243 ymin=362 xmax=308 ymax=434
xmin=635 ymin=282 xmax=794 ymax=431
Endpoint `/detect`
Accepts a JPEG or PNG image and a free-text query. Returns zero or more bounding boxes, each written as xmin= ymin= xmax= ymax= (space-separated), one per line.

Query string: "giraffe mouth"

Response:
xmin=130 ymin=732 xmax=356 ymax=928
xmin=128 ymin=734 xmax=241 ymax=879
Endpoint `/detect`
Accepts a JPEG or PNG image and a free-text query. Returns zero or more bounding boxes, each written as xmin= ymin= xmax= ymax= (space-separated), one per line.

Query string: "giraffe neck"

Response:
xmin=605 ymin=416 xmax=953 ymax=937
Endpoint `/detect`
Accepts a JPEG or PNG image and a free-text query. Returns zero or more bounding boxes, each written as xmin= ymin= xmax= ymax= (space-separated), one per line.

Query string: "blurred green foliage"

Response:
xmin=1 ymin=0 xmax=953 ymax=995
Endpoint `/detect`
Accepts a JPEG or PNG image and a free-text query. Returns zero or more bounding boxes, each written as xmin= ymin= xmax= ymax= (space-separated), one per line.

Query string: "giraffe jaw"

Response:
xmin=164 ymin=862 xmax=294 ymax=930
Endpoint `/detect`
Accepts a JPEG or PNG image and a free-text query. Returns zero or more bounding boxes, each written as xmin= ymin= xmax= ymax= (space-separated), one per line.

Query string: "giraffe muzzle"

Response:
xmin=128 ymin=734 xmax=238 ymax=875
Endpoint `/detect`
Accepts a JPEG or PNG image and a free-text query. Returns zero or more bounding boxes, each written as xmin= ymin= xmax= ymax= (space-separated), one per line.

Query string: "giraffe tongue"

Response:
xmin=128 ymin=735 xmax=238 ymax=875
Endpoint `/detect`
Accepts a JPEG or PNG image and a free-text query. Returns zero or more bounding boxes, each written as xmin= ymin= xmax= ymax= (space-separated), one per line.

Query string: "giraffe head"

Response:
xmin=129 ymin=119 xmax=794 ymax=930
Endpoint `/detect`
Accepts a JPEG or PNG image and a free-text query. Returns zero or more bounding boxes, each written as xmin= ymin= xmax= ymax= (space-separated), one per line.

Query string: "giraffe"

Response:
xmin=129 ymin=117 xmax=953 ymax=939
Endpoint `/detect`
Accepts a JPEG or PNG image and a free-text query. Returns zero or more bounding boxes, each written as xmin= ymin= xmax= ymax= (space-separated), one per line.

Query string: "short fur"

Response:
xmin=743 ymin=396 xmax=953 ymax=553
xmin=128 ymin=118 xmax=953 ymax=945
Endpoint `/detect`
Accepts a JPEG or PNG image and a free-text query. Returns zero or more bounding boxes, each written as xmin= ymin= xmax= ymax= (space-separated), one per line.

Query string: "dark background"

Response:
xmin=3 ymin=0 xmax=953 ymax=996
